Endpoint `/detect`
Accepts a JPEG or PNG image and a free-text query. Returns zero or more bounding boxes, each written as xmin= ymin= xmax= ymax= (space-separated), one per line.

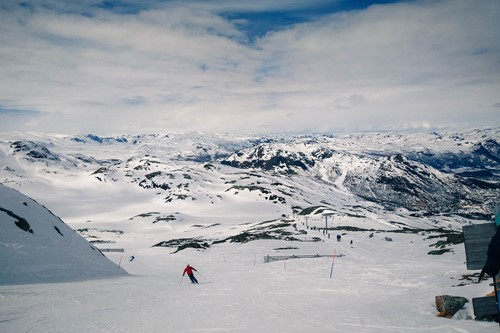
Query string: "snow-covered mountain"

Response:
xmin=0 ymin=184 xmax=127 ymax=284
xmin=221 ymin=130 xmax=499 ymax=218
xmin=1 ymin=129 xmax=498 ymax=230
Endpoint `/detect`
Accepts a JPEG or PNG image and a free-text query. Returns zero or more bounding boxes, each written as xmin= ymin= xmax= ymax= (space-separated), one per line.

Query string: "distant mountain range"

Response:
xmin=0 ymin=129 xmax=498 ymax=228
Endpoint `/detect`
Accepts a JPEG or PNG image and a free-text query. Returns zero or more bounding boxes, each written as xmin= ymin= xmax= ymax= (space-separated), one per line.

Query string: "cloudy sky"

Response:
xmin=1 ymin=0 xmax=499 ymax=134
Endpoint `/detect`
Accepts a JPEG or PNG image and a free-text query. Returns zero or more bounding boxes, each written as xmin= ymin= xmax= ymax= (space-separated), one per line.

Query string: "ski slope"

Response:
xmin=0 ymin=231 xmax=495 ymax=332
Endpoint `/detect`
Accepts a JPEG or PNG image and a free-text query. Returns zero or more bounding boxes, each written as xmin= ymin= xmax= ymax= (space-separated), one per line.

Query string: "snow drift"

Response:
xmin=0 ymin=184 xmax=127 ymax=284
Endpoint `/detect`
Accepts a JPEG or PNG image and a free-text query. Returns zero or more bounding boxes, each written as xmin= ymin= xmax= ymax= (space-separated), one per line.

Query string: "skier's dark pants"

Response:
xmin=188 ymin=274 xmax=198 ymax=284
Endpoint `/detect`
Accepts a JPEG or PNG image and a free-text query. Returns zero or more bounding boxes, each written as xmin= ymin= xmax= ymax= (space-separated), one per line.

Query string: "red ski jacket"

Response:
xmin=183 ymin=265 xmax=197 ymax=276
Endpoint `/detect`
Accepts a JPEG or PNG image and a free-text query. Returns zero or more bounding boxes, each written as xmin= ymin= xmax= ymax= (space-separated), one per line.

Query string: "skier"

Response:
xmin=183 ymin=264 xmax=199 ymax=284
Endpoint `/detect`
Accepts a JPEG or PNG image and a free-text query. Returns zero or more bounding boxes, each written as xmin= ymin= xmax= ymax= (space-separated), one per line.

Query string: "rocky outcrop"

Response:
xmin=436 ymin=295 xmax=469 ymax=318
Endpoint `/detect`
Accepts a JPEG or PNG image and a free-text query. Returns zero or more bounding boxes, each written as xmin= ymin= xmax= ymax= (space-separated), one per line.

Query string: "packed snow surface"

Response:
xmin=0 ymin=228 xmax=496 ymax=332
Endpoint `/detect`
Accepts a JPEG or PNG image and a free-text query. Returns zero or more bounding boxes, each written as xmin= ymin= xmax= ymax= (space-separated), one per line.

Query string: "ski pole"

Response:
xmin=180 ymin=275 xmax=184 ymax=285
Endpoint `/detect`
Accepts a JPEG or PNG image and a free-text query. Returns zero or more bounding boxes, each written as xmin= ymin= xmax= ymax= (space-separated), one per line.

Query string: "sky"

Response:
xmin=0 ymin=0 xmax=499 ymax=135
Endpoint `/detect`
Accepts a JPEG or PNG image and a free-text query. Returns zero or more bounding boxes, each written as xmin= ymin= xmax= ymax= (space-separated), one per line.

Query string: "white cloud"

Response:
xmin=0 ymin=0 xmax=499 ymax=134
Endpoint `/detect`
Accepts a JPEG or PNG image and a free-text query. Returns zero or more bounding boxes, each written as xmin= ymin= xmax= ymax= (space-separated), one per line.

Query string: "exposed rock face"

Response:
xmin=221 ymin=133 xmax=499 ymax=218
xmin=436 ymin=295 xmax=469 ymax=318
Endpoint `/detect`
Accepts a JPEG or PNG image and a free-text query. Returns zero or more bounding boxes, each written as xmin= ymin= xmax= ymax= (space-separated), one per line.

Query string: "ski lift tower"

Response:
xmin=322 ymin=212 xmax=334 ymax=233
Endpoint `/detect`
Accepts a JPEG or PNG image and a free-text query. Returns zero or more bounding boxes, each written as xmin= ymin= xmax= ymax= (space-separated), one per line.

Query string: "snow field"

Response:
xmin=1 ymin=229 xmax=496 ymax=333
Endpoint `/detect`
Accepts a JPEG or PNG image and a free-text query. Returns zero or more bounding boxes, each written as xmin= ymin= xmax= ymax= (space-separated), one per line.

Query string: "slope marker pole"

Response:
xmin=329 ymin=249 xmax=337 ymax=279
xmin=118 ymin=255 xmax=123 ymax=269
xmin=494 ymin=275 xmax=500 ymax=327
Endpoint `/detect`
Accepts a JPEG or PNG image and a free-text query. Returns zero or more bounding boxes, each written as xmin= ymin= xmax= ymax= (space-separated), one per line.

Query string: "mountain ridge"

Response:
xmin=1 ymin=129 xmax=498 ymax=232
xmin=0 ymin=184 xmax=127 ymax=284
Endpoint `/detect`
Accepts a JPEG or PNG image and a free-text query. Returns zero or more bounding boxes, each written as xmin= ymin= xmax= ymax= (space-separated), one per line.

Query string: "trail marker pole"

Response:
xmin=118 ymin=255 xmax=123 ymax=269
xmin=494 ymin=203 xmax=500 ymax=325
xmin=329 ymin=249 xmax=337 ymax=279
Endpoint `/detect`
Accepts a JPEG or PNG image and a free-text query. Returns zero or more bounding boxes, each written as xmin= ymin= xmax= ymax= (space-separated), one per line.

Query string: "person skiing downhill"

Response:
xmin=183 ymin=264 xmax=198 ymax=284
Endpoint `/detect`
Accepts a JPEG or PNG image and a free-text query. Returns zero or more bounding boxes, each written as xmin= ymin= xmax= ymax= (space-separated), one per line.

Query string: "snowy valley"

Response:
xmin=0 ymin=128 xmax=499 ymax=332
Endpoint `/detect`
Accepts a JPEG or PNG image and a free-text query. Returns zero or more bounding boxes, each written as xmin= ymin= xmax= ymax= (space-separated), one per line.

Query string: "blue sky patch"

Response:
xmin=221 ymin=0 xmax=404 ymax=40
